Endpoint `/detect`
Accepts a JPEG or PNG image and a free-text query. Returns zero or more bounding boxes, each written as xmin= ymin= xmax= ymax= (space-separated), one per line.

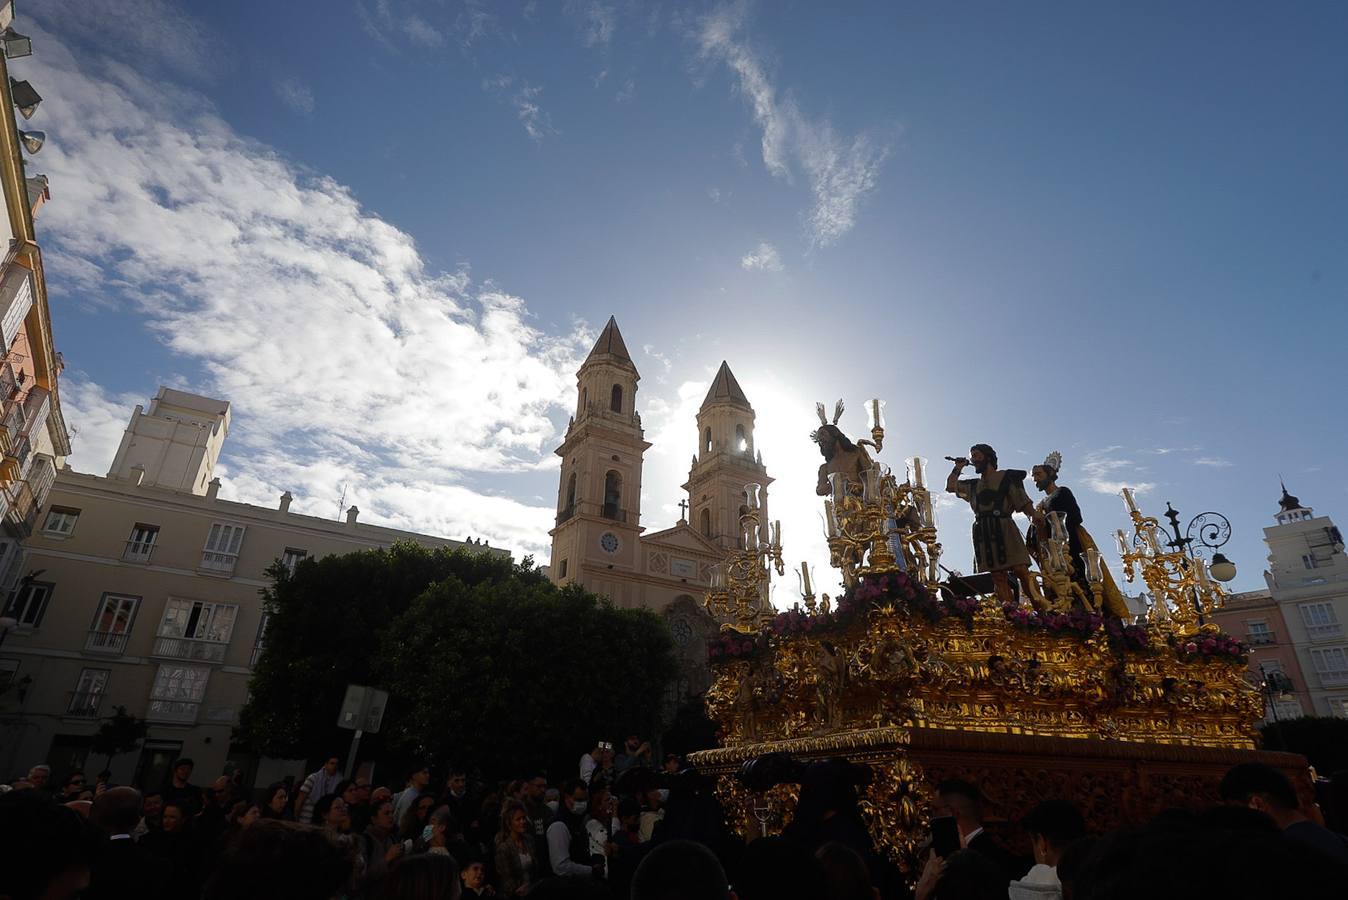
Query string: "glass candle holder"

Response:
xmin=867 ymin=398 xmax=886 ymax=432
xmin=1049 ymin=511 xmax=1069 ymax=542
xmin=1192 ymin=556 xmax=1210 ymax=586
xmin=1144 ymin=524 xmax=1163 ymax=555
xmin=744 ymin=482 xmax=762 ymax=511
xmin=772 ymin=520 xmax=782 ymax=549
xmin=862 ymin=467 xmax=883 ymax=503
xmin=710 ymin=564 xmax=725 ymax=589
xmin=744 ymin=524 xmax=760 ymax=552
xmin=829 ymin=472 xmax=848 ymax=505
xmin=799 ymin=561 xmax=813 ymax=597
xmin=824 ymin=500 xmax=841 ymax=538
xmin=1114 ymin=529 xmax=1131 ymax=558
xmin=916 ymin=491 xmax=935 ymax=528
xmin=1121 ymin=487 xmax=1140 ymax=516
xmin=1084 ymin=548 xmax=1104 ymax=584
xmin=907 ymin=456 xmax=928 ymax=490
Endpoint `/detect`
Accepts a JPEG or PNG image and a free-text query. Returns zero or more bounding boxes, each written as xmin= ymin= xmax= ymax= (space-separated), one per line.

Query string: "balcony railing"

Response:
xmin=601 ymin=505 xmax=627 ymax=522
xmin=1318 ymin=670 xmax=1348 ymax=687
xmin=146 ymin=699 xmax=199 ymax=724
xmin=26 ymin=453 xmax=55 ymax=508
xmin=200 ymin=551 xmax=238 ymax=574
xmin=1247 ymin=632 xmax=1276 ymax=646
xmin=123 ymin=540 xmax=157 ymax=564
xmin=1306 ymin=623 xmax=1343 ymax=641
xmin=2 ymin=479 xmax=36 ymax=536
xmin=152 ymin=636 xmax=226 ymax=663
xmin=85 ymin=630 xmax=129 ymax=654
xmin=66 ymin=691 xmax=106 ymax=718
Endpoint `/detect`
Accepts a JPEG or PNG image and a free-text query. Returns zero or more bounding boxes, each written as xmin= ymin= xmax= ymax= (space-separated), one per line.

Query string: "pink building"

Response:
xmin=1211 ymin=586 xmax=1310 ymax=724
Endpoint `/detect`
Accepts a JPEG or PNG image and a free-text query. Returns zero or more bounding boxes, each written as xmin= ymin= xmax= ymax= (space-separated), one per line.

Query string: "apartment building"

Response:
xmin=0 ymin=388 xmax=505 ymax=787
xmin=1209 ymin=587 xmax=1310 ymax=724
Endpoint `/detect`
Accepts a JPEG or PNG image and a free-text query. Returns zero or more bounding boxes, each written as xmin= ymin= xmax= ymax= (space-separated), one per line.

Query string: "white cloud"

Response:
xmin=574 ymin=1 xmax=617 ymax=46
xmin=695 ymin=2 xmax=889 ymax=247
xmin=274 ymin=78 xmax=316 ymax=115
xmin=35 ymin=0 xmax=222 ymax=79
xmin=740 ymin=241 xmax=782 ymax=272
xmin=1193 ymin=457 xmax=1234 ymax=468
xmin=28 ymin=24 xmax=587 ymax=558
xmin=402 ymin=14 xmax=447 ymax=47
xmin=483 ymin=75 xmax=556 ymax=142
xmin=1080 ymin=447 xmax=1155 ymax=496
xmin=615 ymin=78 xmax=636 ymax=103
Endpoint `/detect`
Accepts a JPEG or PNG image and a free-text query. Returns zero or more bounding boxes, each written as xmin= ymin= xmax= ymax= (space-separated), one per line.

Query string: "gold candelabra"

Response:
xmin=705 ymin=483 xmax=785 ymax=633
xmin=1114 ymin=487 xmax=1225 ymax=633
xmin=822 ymin=400 xmax=942 ymax=590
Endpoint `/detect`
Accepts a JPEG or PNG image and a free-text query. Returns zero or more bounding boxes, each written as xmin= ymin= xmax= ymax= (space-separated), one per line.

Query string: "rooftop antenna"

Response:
xmin=337 ymin=483 xmax=348 ymax=520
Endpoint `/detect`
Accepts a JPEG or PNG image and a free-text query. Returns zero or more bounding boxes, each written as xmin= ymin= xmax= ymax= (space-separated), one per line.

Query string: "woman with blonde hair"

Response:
xmin=494 ymin=800 xmax=537 ymax=896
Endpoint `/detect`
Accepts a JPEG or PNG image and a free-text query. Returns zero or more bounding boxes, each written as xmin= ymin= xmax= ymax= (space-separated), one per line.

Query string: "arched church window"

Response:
xmin=564 ymin=473 xmax=577 ymax=511
xmin=610 ymin=384 xmax=623 ymax=413
xmin=581 ymin=386 xmax=588 ymax=412
xmin=603 ymin=470 xmax=622 ymax=519
xmin=700 ymin=508 xmax=712 ymax=537
xmin=735 ymin=424 xmax=748 ymax=454
xmin=704 ymin=427 xmax=712 ymax=455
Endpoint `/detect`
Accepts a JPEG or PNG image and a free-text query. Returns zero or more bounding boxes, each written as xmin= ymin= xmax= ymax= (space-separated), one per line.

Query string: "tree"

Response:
xmin=239 ymin=541 xmax=677 ymax=777
xmin=379 ymin=574 xmax=677 ymax=778
xmin=91 ymin=705 xmax=148 ymax=770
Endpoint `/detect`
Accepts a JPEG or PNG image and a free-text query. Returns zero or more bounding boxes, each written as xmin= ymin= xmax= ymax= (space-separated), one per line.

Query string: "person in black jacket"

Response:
xmin=88 ymin=787 xmax=167 ymax=900
xmin=934 ymin=778 xmax=1026 ymax=884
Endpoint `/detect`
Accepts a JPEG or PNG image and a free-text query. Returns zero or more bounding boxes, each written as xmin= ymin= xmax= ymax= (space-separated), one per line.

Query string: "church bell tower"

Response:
xmin=549 ymin=317 xmax=649 ymax=592
xmin=683 ymin=361 xmax=772 ymax=552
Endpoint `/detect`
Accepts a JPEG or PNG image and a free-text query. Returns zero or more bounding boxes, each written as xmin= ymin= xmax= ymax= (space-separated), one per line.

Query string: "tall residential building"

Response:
xmin=1260 ymin=485 xmax=1348 ymax=718
xmin=0 ymin=388 xmax=504 ymax=788
xmin=549 ymin=318 xmax=769 ymax=706
xmin=0 ymin=37 xmax=72 ymax=599
xmin=1209 ymin=587 xmax=1310 ymax=724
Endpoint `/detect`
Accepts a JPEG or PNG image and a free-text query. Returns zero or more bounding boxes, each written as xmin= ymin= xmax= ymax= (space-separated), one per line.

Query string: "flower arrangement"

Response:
xmin=1172 ymin=632 xmax=1247 ymax=664
xmin=845 ymin=570 xmax=963 ymax=625
xmin=1002 ymin=603 xmax=1104 ymax=640
xmin=1103 ymin=617 xmax=1151 ymax=652
xmin=707 ymin=631 xmax=762 ymax=663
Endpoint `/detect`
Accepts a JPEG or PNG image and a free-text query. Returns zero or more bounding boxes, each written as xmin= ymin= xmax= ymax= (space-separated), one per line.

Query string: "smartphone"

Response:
xmin=930 ymin=816 xmax=960 ymax=858
xmin=402 ymin=840 xmax=414 ymax=854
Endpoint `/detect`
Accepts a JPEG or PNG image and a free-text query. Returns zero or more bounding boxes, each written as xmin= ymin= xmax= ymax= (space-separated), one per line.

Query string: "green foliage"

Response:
xmin=91 ymin=705 xmax=148 ymax=767
xmin=238 ymin=541 xmax=677 ymax=778
xmin=1260 ymin=716 xmax=1348 ymax=774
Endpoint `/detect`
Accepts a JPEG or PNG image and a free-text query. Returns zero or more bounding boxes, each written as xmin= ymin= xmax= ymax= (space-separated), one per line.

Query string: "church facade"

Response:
xmin=548 ymin=317 xmax=772 ymax=704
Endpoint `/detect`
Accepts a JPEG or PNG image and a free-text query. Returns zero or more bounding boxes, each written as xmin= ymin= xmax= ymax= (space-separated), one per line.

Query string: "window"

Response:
xmin=700 ymin=508 xmax=712 ymax=538
xmin=201 ymin=523 xmax=246 ymax=573
xmin=147 ymin=663 xmax=210 ymax=723
xmin=281 ymin=548 xmax=307 ymax=574
xmin=1303 ymin=554 xmax=1319 ymax=570
xmin=42 ymin=506 xmax=80 ymax=536
xmin=1246 ymin=620 xmax=1273 ymax=645
xmin=602 ymin=471 xmax=622 ymax=520
xmin=5 ymin=581 xmax=52 ymax=628
xmin=1310 ymin=647 xmax=1348 ymax=686
xmin=564 ymin=473 xmax=577 ymax=512
xmin=703 ymin=427 xmax=712 ymax=455
xmin=251 ymin=612 xmax=270 ymax=667
xmin=610 ymin=384 xmax=623 ymax=413
xmin=1300 ymin=602 xmax=1342 ymax=640
xmin=558 ymin=559 xmax=568 ymax=579
xmin=736 ymin=424 xmax=749 ymax=453
xmin=123 ymin=524 xmax=159 ymax=563
xmin=158 ymin=598 xmax=238 ymax=644
xmin=87 ymin=594 xmax=140 ymax=653
xmin=581 ymin=386 xmax=588 ymax=412
xmin=68 ymin=668 xmax=109 ymax=717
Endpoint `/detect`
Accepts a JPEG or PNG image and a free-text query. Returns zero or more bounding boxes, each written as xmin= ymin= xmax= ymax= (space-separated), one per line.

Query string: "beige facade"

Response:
xmin=1259 ymin=486 xmax=1348 ymax=718
xmin=549 ymin=319 xmax=772 ymax=703
xmin=0 ymin=388 xmax=503 ymax=787
xmin=1209 ymin=588 xmax=1310 ymax=724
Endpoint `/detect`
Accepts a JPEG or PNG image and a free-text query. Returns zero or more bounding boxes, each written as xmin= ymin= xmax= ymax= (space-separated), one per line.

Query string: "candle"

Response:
xmin=1144 ymin=524 xmax=1162 ymax=555
xmin=829 ymin=472 xmax=848 ymax=505
xmin=773 ymin=520 xmax=782 ymax=549
xmin=1192 ymin=557 xmax=1210 ymax=586
xmin=745 ymin=482 xmax=762 ymax=511
xmin=824 ymin=500 xmax=840 ymax=537
xmin=907 ymin=456 xmax=928 ymax=489
xmin=916 ymin=491 xmax=935 ymax=528
xmin=1114 ymin=529 xmax=1130 ymax=557
xmin=1049 ymin=511 xmax=1068 ymax=542
xmin=1121 ymin=487 xmax=1139 ymax=515
xmin=1084 ymin=548 xmax=1104 ymax=584
xmin=801 ymin=561 xmax=813 ymax=596
xmin=863 ymin=467 xmax=882 ymax=503
xmin=868 ymin=398 xmax=886 ymax=432
xmin=744 ymin=524 xmax=759 ymax=552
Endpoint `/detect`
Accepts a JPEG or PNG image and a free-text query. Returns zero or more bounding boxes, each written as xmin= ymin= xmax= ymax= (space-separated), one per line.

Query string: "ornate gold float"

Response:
xmin=690 ymin=402 xmax=1286 ymax=876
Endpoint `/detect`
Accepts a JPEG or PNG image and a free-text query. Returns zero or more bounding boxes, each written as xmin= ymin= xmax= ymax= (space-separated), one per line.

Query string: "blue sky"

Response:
xmin=18 ymin=0 xmax=1348 ymax=598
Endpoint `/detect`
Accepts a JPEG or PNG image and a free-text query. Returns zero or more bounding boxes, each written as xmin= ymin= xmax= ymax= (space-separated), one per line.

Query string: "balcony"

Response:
xmin=152 ymin=636 xmax=227 ymax=664
xmin=146 ymin=699 xmax=199 ymax=724
xmin=85 ymin=630 xmax=129 ymax=654
xmin=200 ymin=550 xmax=238 ymax=575
xmin=66 ymin=691 xmax=106 ymax=718
xmin=601 ymin=505 xmax=627 ymax=523
xmin=123 ymin=540 xmax=157 ymax=564
xmin=1247 ymin=632 xmax=1276 ymax=646
xmin=1319 ymin=671 xmax=1348 ymax=687
xmin=2 ymin=479 xmax=36 ymax=537
xmin=1306 ymin=623 xmax=1343 ymax=641
xmin=26 ymin=453 xmax=54 ymax=508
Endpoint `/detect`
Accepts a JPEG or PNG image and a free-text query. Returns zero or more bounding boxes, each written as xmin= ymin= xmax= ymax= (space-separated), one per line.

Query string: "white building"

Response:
xmin=1262 ymin=485 xmax=1348 ymax=717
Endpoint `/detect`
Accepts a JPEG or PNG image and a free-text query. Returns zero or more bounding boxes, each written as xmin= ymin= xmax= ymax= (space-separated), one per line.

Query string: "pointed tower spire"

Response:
xmin=700 ymin=361 xmax=751 ymax=410
xmin=583 ymin=316 xmax=636 ymax=372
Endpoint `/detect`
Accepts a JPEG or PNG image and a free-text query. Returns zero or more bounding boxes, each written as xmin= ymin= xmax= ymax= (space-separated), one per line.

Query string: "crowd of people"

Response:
xmin=2 ymin=738 xmax=1346 ymax=900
